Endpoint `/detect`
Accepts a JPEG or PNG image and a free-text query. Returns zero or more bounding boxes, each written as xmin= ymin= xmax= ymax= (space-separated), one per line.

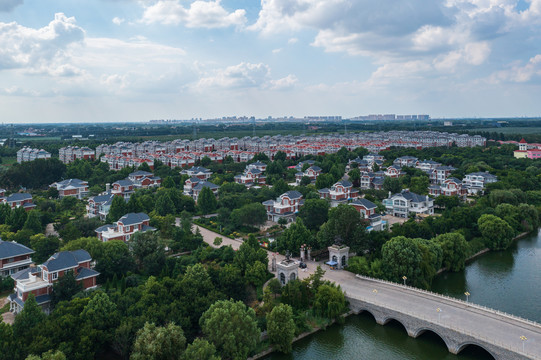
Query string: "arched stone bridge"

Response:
xmin=324 ymin=272 xmax=541 ymax=360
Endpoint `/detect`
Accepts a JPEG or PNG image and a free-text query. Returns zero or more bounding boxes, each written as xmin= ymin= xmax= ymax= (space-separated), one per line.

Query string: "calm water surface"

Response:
xmin=268 ymin=230 xmax=541 ymax=360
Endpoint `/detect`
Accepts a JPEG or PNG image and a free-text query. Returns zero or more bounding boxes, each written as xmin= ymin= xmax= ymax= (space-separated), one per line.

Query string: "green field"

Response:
xmin=14 ymin=136 xmax=62 ymax=141
xmin=470 ymin=127 xmax=541 ymax=135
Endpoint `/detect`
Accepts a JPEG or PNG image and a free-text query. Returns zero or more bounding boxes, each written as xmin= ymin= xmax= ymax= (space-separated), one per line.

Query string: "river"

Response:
xmin=267 ymin=230 xmax=541 ymax=360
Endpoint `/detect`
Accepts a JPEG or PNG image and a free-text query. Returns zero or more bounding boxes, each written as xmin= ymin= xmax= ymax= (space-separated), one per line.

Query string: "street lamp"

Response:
xmin=464 ymin=291 xmax=470 ymax=302
xmin=520 ymin=336 xmax=527 ymax=352
xmin=402 ymin=276 xmax=407 ymax=286
xmin=436 ymin=308 xmax=442 ymax=322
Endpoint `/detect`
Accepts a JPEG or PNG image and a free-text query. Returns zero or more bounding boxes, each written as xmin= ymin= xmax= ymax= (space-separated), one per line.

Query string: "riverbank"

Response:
xmin=436 ymin=230 xmax=531 ymax=275
xmin=248 ymin=311 xmax=353 ymax=360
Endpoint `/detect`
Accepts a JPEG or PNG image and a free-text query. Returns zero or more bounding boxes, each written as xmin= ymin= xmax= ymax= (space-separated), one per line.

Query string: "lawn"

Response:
xmin=470 ymin=127 xmax=541 ymax=135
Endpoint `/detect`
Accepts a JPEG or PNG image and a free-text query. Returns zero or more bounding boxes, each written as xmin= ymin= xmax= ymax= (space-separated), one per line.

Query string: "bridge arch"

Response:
xmin=411 ymin=328 xmax=452 ymax=351
xmin=455 ymin=342 xmax=496 ymax=359
xmin=380 ymin=317 xmax=408 ymax=333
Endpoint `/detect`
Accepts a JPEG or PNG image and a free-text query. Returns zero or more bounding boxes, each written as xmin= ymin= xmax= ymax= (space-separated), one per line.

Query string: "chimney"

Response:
xmin=106 ymin=183 xmax=110 ymax=192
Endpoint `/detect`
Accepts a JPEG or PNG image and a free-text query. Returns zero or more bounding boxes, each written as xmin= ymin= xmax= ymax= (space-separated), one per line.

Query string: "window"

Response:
xmin=52 ymin=272 xmax=58 ymax=280
xmin=43 ymin=270 xmax=48 ymax=281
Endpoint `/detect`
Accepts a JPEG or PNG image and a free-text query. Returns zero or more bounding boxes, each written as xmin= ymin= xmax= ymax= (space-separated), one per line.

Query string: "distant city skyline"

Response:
xmin=1 ymin=0 xmax=541 ymax=123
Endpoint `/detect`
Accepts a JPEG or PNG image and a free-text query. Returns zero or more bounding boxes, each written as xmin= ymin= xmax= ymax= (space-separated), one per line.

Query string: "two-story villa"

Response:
xmin=295 ymin=166 xmax=322 ymax=185
xmin=318 ymin=180 xmax=359 ymax=207
xmin=383 ymin=189 xmax=434 ymax=219
xmin=86 ymin=193 xmax=116 ymax=220
xmin=95 ymin=213 xmax=155 ymax=242
xmin=8 ymin=249 xmax=99 ymax=314
xmin=0 ymin=193 xmax=36 ymax=211
xmin=428 ymin=165 xmax=456 ymax=184
xmin=384 ymin=165 xmax=403 ymax=178
xmin=180 ymin=166 xmax=212 ymax=180
xmin=0 ymin=240 xmax=34 ymax=277
xmin=50 ymin=178 xmax=89 ymax=199
xmin=191 ymin=181 xmax=220 ymax=203
xmin=262 ymin=190 xmax=304 ymax=223
xmin=128 ymin=171 xmax=162 ymax=188
xmin=462 ymin=172 xmax=498 ymax=195
xmin=428 ymin=177 xmax=467 ymax=198
xmin=393 ymin=156 xmax=419 ymax=167
xmin=349 ymin=199 xmax=384 ymax=231
xmin=235 ymin=168 xmax=266 ymax=187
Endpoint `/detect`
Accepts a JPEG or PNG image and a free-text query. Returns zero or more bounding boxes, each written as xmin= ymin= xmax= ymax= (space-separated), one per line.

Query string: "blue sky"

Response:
xmin=1 ymin=0 xmax=541 ymax=123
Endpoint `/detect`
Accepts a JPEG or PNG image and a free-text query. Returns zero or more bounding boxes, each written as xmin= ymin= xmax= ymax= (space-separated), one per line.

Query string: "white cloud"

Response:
xmin=0 ymin=13 xmax=85 ymax=75
xmin=272 ymin=48 xmax=282 ymax=53
xmin=491 ymin=55 xmax=541 ymax=83
xmin=270 ymin=74 xmax=298 ymax=90
xmin=112 ymin=17 xmax=125 ymax=25
xmin=0 ymin=0 xmax=23 ymax=12
xmin=288 ymin=37 xmax=298 ymax=44
xmin=141 ymin=0 xmax=247 ymax=28
xmin=195 ymin=62 xmax=297 ymax=91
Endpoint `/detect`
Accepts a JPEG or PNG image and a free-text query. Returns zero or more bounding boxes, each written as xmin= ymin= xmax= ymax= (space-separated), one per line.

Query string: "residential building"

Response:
xmin=0 ymin=240 xmax=34 ymax=277
xmin=59 ymin=146 xmax=96 ymax=164
xmin=86 ymin=193 xmax=116 ymax=220
xmin=262 ymin=190 xmax=304 ymax=223
xmin=347 ymin=157 xmax=372 ymax=172
xmin=429 ymin=166 xmax=456 ymax=184
xmin=16 ymin=147 xmax=51 ymax=163
xmin=180 ymin=166 xmax=212 ymax=180
xmin=8 ymin=249 xmax=99 ymax=314
xmin=383 ymin=189 xmax=434 ymax=219
xmin=318 ymin=180 xmax=359 ymax=207
xmin=0 ymin=193 xmax=36 ymax=211
xmin=50 ymin=178 xmax=89 ymax=199
xmin=191 ymin=181 xmax=220 ymax=203
xmin=247 ymin=161 xmax=267 ymax=172
xmin=235 ymin=168 xmax=266 ymax=187
xmin=295 ymin=165 xmax=322 ymax=185
xmin=294 ymin=160 xmax=316 ymax=172
xmin=95 ymin=213 xmax=155 ymax=242
xmin=428 ymin=178 xmax=467 ymax=198
xmin=416 ymin=159 xmax=442 ymax=172
xmin=128 ymin=171 xmax=161 ymax=188
xmin=393 ymin=156 xmax=419 ymax=167
xmin=349 ymin=199 xmax=384 ymax=232
xmin=462 ymin=172 xmax=498 ymax=195
xmin=111 ymin=179 xmax=136 ymax=200
xmin=384 ymin=165 xmax=403 ymax=178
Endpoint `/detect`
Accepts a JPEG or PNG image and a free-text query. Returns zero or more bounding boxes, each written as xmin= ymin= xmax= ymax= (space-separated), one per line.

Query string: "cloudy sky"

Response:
xmin=1 ymin=0 xmax=541 ymax=123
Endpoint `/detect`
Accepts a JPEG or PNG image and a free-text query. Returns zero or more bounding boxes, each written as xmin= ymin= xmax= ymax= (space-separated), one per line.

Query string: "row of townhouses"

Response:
xmin=58 ymin=146 xmax=96 ymax=164
xmin=16 ymin=147 xmax=51 ymax=163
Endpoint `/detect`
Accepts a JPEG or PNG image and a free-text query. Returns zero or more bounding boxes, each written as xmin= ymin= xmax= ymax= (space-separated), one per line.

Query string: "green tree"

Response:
xmin=348 ymin=168 xmax=361 ymax=187
xmin=26 ymin=350 xmax=66 ymax=360
xmin=315 ymin=173 xmax=334 ymax=190
xmin=298 ymin=198 xmax=329 ymax=231
xmin=272 ymin=179 xmax=289 ymax=196
xmin=132 ymin=322 xmax=186 ymax=360
xmin=300 ymin=176 xmax=311 ymax=186
xmin=230 ymin=203 xmax=267 ymax=228
xmin=162 ymin=176 xmax=176 ymax=188
xmin=200 ymin=299 xmax=259 ymax=360
xmin=95 ymin=240 xmax=135 ymax=281
xmin=50 ymin=270 xmax=82 ymax=308
xmin=130 ymin=231 xmax=165 ymax=276
xmin=23 ymin=210 xmax=42 ymax=234
xmin=13 ymin=293 xmax=46 ymax=345
xmin=276 ymin=218 xmax=312 ymax=255
xmin=183 ymin=339 xmax=220 ymax=360
xmin=106 ymin=196 xmax=127 ymax=223
xmin=434 ymin=232 xmax=468 ymax=272
xmin=29 ymin=234 xmax=60 ymax=263
xmin=234 ymin=236 xmax=268 ymax=275
xmin=314 ymin=284 xmax=347 ymax=320
xmin=383 ymin=177 xmax=401 ymax=194
xmin=317 ymin=204 xmax=366 ymax=252
xmin=267 ymin=304 xmax=295 ymax=354
xmin=409 ymin=176 xmax=429 ymax=195
xmin=7 ymin=206 xmax=27 ymax=231
xmin=198 ymin=187 xmax=217 ymax=214
xmin=155 ymin=192 xmax=176 ymax=216
xmin=381 ymin=236 xmax=424 ymax=287
xmin=245 ymin=260 xmax=268 ymax=287
xmin=478 ymin=214 xmax=515 ymax=250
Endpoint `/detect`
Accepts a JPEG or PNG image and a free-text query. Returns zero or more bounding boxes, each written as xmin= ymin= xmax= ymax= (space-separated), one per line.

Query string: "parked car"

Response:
xmin=299 ymin=262 xmax=307 ymax=269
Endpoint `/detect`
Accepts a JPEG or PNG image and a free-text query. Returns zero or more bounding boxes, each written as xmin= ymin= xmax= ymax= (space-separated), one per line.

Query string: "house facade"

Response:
xmin=349 ymin=199 xmax=384 ymax=232
xmin=50 ymin=178 xmax=89 ymax=199
xmin=180 ymin=166 xmax=212 ymax=180
xmin=128 ymin=171 xmax=162 ymax=188
xmin=383 ymin=190 xmax=434 ymax=219
xmin=0 ymin=240 xmax=34 ymax=277
xmin=428 ymin=177 xmax=467 ymax=198
xmin=191 ymin=181 xmax=220 ymax=203
xmin=0 ymin=193 xmax=36 ymax=211
xmin=262 ymin=191 xmax=304 ymax=223
xmin=393 ymin=156 xmax=419 ymax=167
xmin=384 ymin=165 xmax=403 ymax=178
xmin=462 ymin=172 xmax=498 ymax=195
xmin=95 ymin=212 xmax=155 ymax=242
xmin=429 ymin=166 xmax=456 ymax=184
xmin=295 ymin=166 xmax=322 ymax=185
xmin=318 ymin=180 xmax=359 ymax=207
xmin=235 ymin=168 xmax=266 ymax=187
xmin=8 ymin=250 xmax=99 ymax=314
xmin=86 ymin=193 xmax=116 ymax=220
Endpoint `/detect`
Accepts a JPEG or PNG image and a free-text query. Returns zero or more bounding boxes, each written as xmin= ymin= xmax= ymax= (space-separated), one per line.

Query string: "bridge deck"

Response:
xmin=323 ymin=270 xmax=541 ymax=359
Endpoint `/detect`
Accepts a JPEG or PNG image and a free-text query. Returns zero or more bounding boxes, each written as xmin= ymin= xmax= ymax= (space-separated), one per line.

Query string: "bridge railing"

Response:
xmin=354 ymin=274 xmax=541 ymax=329
xmin=350 ymin=294 xmax=541 ymax=360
